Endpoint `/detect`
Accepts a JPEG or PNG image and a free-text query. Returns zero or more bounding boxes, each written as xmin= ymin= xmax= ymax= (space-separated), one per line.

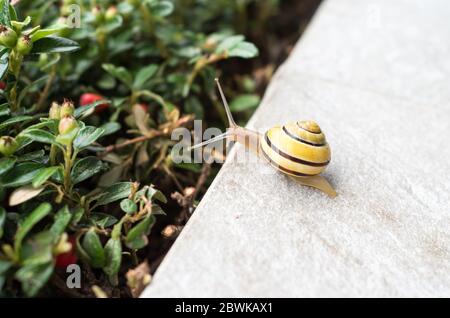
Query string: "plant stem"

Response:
xmin=63 ymin=144 xmax=73 ymax=192
xmin=35 ymin=64 xmax=56 ymax=111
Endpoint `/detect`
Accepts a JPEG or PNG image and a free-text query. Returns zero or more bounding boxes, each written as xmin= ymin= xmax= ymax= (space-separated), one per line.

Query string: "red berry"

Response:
xmin=79 ymin=93 xmax=109 ymax=113
xmin=0 ymin=81 xmax=5 ymax=90
xmin=55 ymin=237 xmax=78 ymax=269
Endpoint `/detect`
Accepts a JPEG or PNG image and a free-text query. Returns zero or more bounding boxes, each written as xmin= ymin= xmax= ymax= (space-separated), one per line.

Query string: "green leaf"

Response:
xmin=18 ymin=149 xmax=46 ymax=163
xmin=55 ymin=126 xmax=79 ymax=145
xmin=0 ymin=103 xmax=10 ymax=117
xmin=0 ymin=157 xmax=15 ymax=176
xmin=120 ymin=198 xmax=137 ymax=214
xmin=31 ymin=36 xmax=80 ymax=54
xmin=147 ymin=187 xmax=167 ymax=203
xmin=0 ymin=207 xmax=5 ymax=239
xmin=149 ymin=0 xmax=174 ymax=17
xmin=133 ymin=64 xmax=158 ymax=89
xmin=102 ymin=63 xmax=133 ymax=88
xmin=0 ymin=0 xmax=11 ymax=27
xmin=0 ymin=56 xmax=8 ymax=80
xmin=21 ymin=129 xmax=58 ymax=146
xmin=90 ymin=213 xmax=118 ymax=228
xmin=100 ymin=122 xmax=121 ymax=136
xmin=0 ymin=116 xmax=33 ymax=131
xmin=31 ymin=25 xmax=67 ymax=42
xmin=32 ymin=166 xmax=60 ymax=188
xmin=71 ymin=157 xmax=106 ymax=184
xmin=20 ymin=231 xmax=53 ymax=266
xmin=82 ymin=229 xmax=105 ymax=268
xmin=73 ymin=126 xmax=105 ymax=150
xmin=14 ymin=203 xmax=52 ymax=253
xmin=15 ymin=262 xmax=53 ymax=297
xmin=125 ymin=215 xmax=156 ymax=250
xmin=229 ymin=94 xmax=260 ymax=112
xmin=49 ymin=205 xmax=71 ymax=241
xmin=95 ymin=182 xmax=133 ymax=206
xmin=74 ymin=99 xmax=110 ymax=118
xmin=215 ymin=35 xmax=245 ymax=53
xmin=103 ymin=238 xmax=122 ymax=285
xmin=227 ymin=41 xmax=259 ymax=59
xmin=0 ymin=162 xmax=44 ymax=187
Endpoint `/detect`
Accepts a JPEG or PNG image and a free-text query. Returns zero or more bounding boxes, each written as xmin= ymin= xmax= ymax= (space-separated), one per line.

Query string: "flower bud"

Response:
xmin=0 ymin=136 xmax=18 ymax=157
xmin=0 ymin=25 xmax=18 ymax=48
xmin=58 ymin=115 xmax=78 ymax=135
xmin=60 ymin=99 xmax=75 ymax=117
xmin=92 ymin=5 xmax=104 ymax=24
xmin=105 ymin=6 xmax=118 ymax=21
xmin=15 ymin=35 xmax=33 ymax=55
xmin=49 ymin=102 xmax=61 ymax=119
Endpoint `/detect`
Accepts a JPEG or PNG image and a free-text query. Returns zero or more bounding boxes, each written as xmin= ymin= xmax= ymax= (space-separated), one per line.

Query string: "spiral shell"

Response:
xmin=260 ymin=120 xmax=331 ymax=177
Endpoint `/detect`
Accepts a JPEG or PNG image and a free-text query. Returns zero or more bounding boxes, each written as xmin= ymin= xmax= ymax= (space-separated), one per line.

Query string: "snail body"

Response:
xmin=190 ymin=79 xmax=337 ymax=197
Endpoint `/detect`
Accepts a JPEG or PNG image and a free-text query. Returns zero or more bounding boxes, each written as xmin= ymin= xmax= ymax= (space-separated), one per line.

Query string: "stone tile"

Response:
xmin=290 ymin=0 xmax=450 ymax=105
xmin=141 ymin=0 xmax=450 ymax=297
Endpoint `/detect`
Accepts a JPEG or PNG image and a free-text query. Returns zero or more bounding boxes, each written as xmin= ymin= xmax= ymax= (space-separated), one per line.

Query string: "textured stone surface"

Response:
xmin=142 ymin=0 xmax=450 ymax=297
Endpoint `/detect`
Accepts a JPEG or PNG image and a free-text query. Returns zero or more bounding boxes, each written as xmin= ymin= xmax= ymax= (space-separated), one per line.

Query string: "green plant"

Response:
xmin=0 ymin=0 xmax=309 ymax=297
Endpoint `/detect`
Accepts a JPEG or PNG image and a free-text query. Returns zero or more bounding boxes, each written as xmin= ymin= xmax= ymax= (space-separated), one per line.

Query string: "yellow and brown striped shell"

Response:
xmin=260 ymin=120 xmax=331 ymax=177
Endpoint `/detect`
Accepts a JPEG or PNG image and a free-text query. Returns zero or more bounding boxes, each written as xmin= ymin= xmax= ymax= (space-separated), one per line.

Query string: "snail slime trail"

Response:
xmin=175 ymin=302 xmax=209 ymax=315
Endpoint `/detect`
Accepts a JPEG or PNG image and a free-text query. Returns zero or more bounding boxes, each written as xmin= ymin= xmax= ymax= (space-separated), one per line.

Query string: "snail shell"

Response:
xmin=260 ymin=120 xmax=331 ymax=177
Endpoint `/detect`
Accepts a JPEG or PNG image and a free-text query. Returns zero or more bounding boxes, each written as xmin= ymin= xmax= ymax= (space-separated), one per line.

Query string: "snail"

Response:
xmin=190 ymin=79 xmax=337 ymax=198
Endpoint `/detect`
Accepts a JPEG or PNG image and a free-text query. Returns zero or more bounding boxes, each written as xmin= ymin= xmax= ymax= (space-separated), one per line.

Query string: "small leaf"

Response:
xmin=229 ymin=94 xmax=260 ymax=112
xmin=71 ymin=157 xmax=106 ymax=184
xmin=125 ymin=215 xmax=156 ymax=250
xmin=100 ymin=122 xmax=121 ymax=136
xmin=149 ymin=0 xmax=174 ymax=17
xmin=0 ymin=162 xmax=45 ymax=187
xmin=0 ymin=207 xmax=5 ymax=239
xmin=147 ymin=187 xmax=167 ymax=203
xmin=0 ymin=0 xmax=11 ymax=27
xmin=132 ymin=103 xmax=150 ymax=135
xmin=9 ymin=185 xmax=45 ymax=206
xmin=82 ymin=229 xmax=105 ymax=268
xmin=31 ymin=25 xmax=67 ymax=42
xmin=32 ymin=166 xmax=60 ymax=188
xmin=102 ymin=63 xmax=133 ymax=88
xmin=54 ymin=127 xmax=79 ymax=145
xmin=0 ymin=103 xmax=10 ymax=116
xmin=0 ymin=116 xmax=33 ymax=131
xmin=21 ymin=129 xmax=58 ymax=146
xmin=74 ymin=100 xmax=110 ymax=118
xmin=120 ymin=198 xmax=137 ymax=214
xmin=0 ymin=157 xmax=15 ymax=176
xmin=103 ymin=238 xmax=122 ymax=285
xmin=18 ymin=149 xmax=46 ymax=163
xmin=227 ymin=41 xmax=259 ymax=59
xmin=14 ymin=203 xmax=52 ymax=253
xmin=90 ymin=213 xmax=118 ymax=228
xmin=31 ymin=36 xmax=80 ymax=54
xmin=49 ymin=206 xmax=71 ymax=241
xmin=133 ymin=64 xmax=158 ymax=89
xmin=73 ymin=126 xmax=105 ymax=150
xmin=215 ymin=35 xmax=244 ymax=53
xmin=15 ymin=262 xmax=54 ymax=297
xmin=95 ymin=182 xmax=133 ymax=206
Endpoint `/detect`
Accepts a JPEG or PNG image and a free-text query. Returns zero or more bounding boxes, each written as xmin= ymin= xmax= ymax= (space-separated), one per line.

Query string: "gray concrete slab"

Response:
xmin=141 ymin=0 xmax=450 ymax=297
